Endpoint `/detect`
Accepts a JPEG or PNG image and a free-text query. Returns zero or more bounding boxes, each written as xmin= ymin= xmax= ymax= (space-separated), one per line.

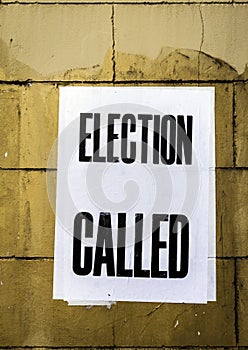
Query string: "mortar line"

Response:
xmin=1 ymin=79 xmax=248 ymax=85
xmin=0 ymin=256 xmax=54 ymax=260
xmin=233 ymin=83 xmax=237 ymax=167
xmin=234 ymin=258 xmax=239 ymax=346
xmin=1 ymin=166 xmax=248 ymax=171
xmin=111 ymin=4 xmax=116 ymax=83
xmin=1 ymin=256 xmax=248 ymax=260
xmin=0 ymin=346 xmax=242 ymax=349
xmin=1 ymin=1 xmax=247 ymax=5
xmin=0 ymin=167 xmax=57 ymax=171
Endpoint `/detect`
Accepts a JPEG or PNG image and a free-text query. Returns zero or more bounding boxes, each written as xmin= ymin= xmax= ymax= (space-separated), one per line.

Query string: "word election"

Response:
xmin=73 ymin=212 xmax=189 ymax=279
xmin=79 ymin=113 xmax=193 ymax=165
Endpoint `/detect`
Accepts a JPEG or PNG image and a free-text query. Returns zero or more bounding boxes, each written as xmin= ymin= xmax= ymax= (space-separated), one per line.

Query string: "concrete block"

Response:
xmin=20 ymin=84 xmax=58 ymax=168
xmin=201 ymin=5 xmax=248 ymax=75
xmin=0 ymin=86 xmax=20 ymax=168
xmin=115 ymin=5 xmax=248 ymax=79
xmin=237 ymin=259 xmax=248 ymax=346
xmin=214 ymin=84 xmax=233 ymax=168
xmin=16 ymin=171 xmax=56 ymax=257
xmin=0 ymin=5 xmax=112 ymax=81
xmin=235 ymin=82 xmax=248 ymax=167
xmin=0 ymin=170 xmax=19 ymax=256
xmin=0 ymin=260 xmax=115 ymax=346
xmin=114 ymin=260 xmax=235 ymax=346
xmin=216 ymin=169 xmax=248 ymax=257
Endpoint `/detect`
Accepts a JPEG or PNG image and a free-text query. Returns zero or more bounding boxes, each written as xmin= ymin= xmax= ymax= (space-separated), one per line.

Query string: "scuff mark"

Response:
xmin=146 ymin=302 xmax=163 ymax=316
xmin=174 ymin=319 xmax=179 ymax=328
xmin=23 ymin=200 xmax=32 ymax=254
xmin=173 ymin=305 xmax=194 ymax=327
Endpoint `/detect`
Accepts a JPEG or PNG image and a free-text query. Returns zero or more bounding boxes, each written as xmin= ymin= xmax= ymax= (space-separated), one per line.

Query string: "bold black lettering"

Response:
xmin=151 ymin=214 xmax=168 ymax=278
xmin=176 ymin=115 xmax=193 ymax=165
xmin=121 ymin=114 xmax=136 ymax=164
xmin=93 ymin=113 xmax=106 ymax=163
xmin=138 ymin=114 xmax=153 ymax=163
xmin=117 ymin=213 xmax=133 ymax=277
xmin=73 ymin=212 xmax=93 ymax=276
xmin=161 ymin=115 xmax=176 ymax=165
xmin=79 ymin=113 xmax=92 ymax=162
xmin=107 ymin=114 xmax=120 ymax=163
xmin=93 ymin=212 xmax=115 ymax=276
xmin=134 ymin=213 xmax=150 ymax=277
xmin=153 ymin=115 xmax=160 ymax=164
xmin=169 ymin=214 xmax=189 ymax=278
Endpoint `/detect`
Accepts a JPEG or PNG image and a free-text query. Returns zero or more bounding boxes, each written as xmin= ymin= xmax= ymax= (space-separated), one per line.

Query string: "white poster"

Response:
xmin=53 ymin=87 xmax=216 ymax=305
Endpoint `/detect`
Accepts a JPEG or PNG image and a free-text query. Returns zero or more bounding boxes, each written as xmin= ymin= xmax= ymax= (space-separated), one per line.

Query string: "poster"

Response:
xmin=53 ymin=87 xmax=216 ymax=305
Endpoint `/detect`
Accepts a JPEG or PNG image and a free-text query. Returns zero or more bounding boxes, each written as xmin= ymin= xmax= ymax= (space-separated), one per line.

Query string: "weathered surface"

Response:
xmin=116 ymin=49 xmax=238 ymax=81
xmin=115 ymin=4 xmax=248 ymax=76
xmin=17 ymin=171 xmax=56 ymax=257
xmin=0 ymin=86 xmax=20 ymax=167
xmin=0 ymin=260 xmax=235 ymax=347
xmin=0 ymin=260 xmax=115 ymax=347
xmin=0 ymin=5 xmax=112 ymax=81
xmin=0 ymin=171 xmax=19 ymax=256
xmin=213 ymin=83 xmax=234 ymax=167
xmin=235 ymin=82 xmax=248 ymax=167
xmin=237 ymin=260 xmax=248 ymax=346
xmin=114 ymin=260 xmax=235 ymax=347
xmin=0 ymin=84 xmax=58 ymax=168
xmin=20 ymin=84 xmax=58 ymax=168
xmin=216 ymin=169 xmax=248 ymax=257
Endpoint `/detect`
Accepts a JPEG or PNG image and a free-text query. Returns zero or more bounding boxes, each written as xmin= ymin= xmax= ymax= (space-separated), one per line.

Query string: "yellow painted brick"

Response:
xmin=20 ymin=84 xmax=58 ymax=168
xmin=0 ymin=260 xmax=115 ymax=347
xmin=216 ymin=169 xmax=248 ymax=257
xmin=235 ymin=82 xmax=248 ymax=167
xmin=0 ymin=5 xmax=112 ymax=81
xmin=115 ymin=5 xmax=248 ymax=78
xmin=115 ymin=50 xmax=238 ymax=81
xmin=115 ymin=5 xmax=201 ymax=67
xmin=16 ymin=171 xmax=56 ymax=257
xmin=201 ymin=5 xmax=248 ymax=75
xmin=214 ymin=84 xmax=234 ymax=167
xmin=0 ymin=171 xmax=19 ymax=256
xmin=114 ymin=260 xmax=235 ymax=346
xmin=237 ymin=259 xmax=248 ymax=346
xmin=0 ymin=86 xmax=20 ymax=167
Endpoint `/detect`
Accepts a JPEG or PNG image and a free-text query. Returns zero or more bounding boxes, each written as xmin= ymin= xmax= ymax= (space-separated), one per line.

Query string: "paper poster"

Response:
xmin=53 ymin=87 xmax=216 ymax=305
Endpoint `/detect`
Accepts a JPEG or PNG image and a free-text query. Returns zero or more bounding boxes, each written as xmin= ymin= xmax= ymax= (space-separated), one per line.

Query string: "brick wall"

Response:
xmin=0 ymin=0 xmax=248 ymax=348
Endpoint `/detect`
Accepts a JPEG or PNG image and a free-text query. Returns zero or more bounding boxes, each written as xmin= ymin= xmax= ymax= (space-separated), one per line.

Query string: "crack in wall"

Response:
xmin=111 ymin=4 xmax=116 ymax=83
xmin=234 ymin=259 xmax=239 ymax=346
xmin=233 ymin=83 xmax=237 ymax=167
xmin=198 ymin=4 xmax=205 ymax=82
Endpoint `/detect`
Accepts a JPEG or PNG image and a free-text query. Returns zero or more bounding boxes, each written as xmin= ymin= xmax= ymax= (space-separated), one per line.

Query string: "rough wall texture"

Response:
xmin=0 ymin=0 xmax=248 ymax=349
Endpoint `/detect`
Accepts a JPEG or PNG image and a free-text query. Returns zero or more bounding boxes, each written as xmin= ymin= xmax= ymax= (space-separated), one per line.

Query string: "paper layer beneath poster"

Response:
xmin=53 ymin=87 xmax=216 ymax=305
